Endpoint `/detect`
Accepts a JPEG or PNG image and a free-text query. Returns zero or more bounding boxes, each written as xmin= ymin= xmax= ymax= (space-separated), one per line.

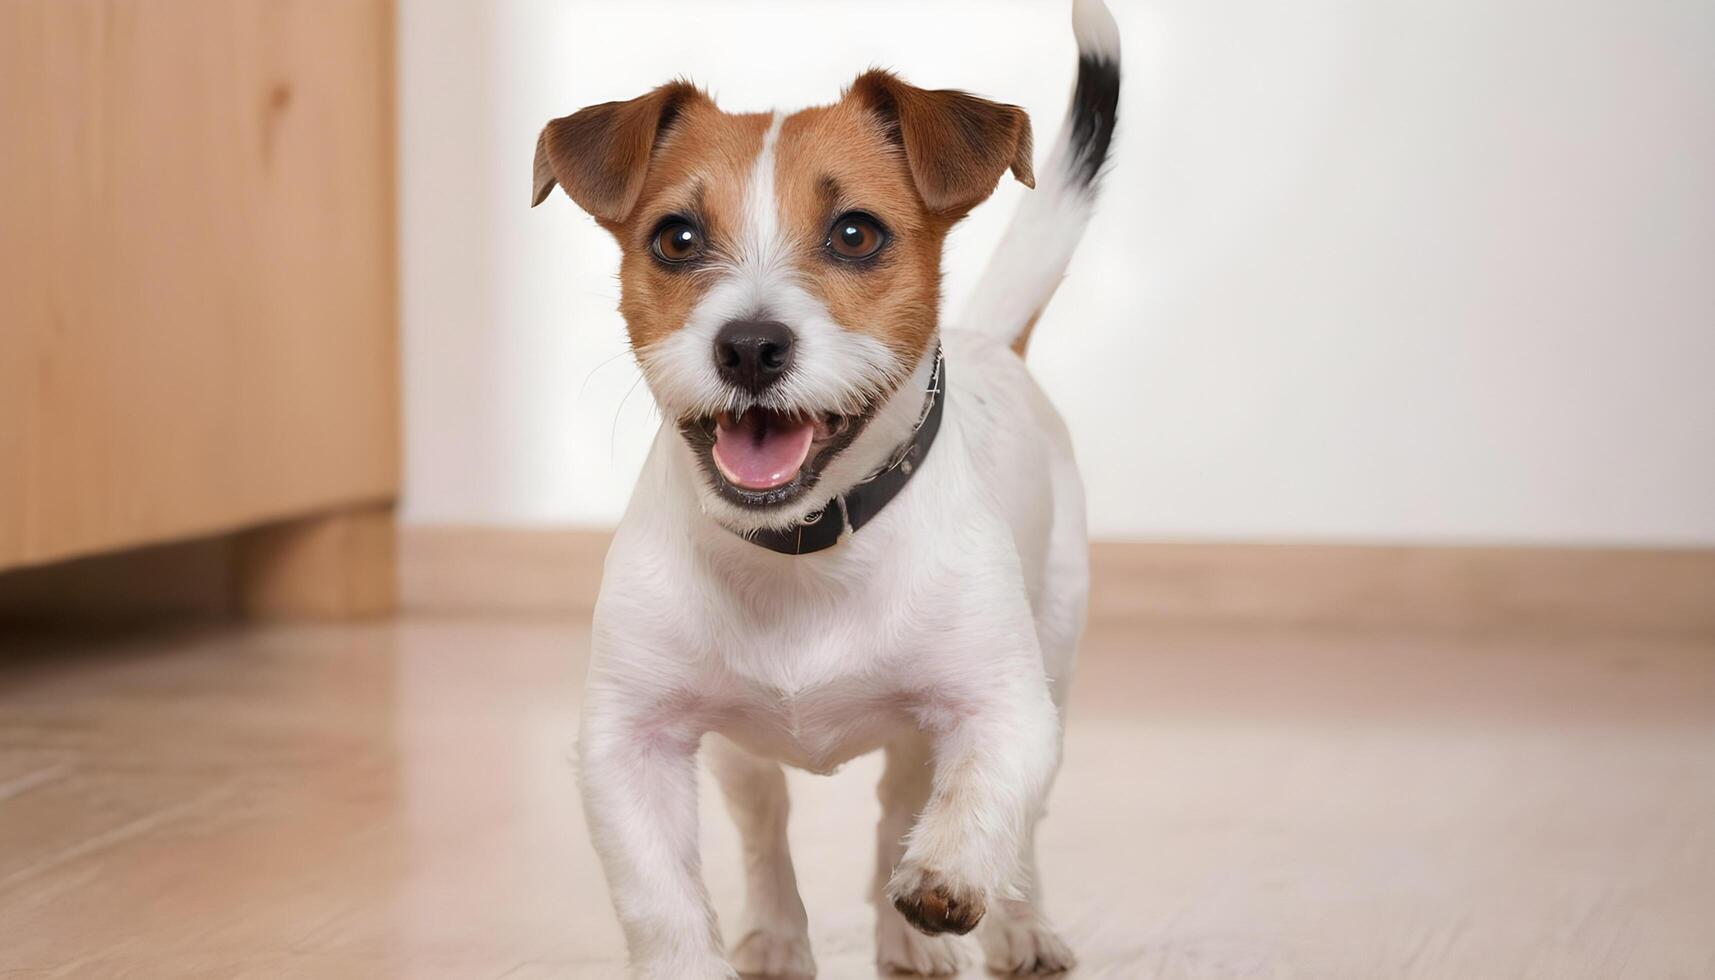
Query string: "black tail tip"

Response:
xmin=1069 ymin=54 xmax=1120 ymax=186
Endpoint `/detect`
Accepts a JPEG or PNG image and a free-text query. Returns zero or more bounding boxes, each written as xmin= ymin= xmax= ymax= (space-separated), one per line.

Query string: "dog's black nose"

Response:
xmin=713 ymin=319 xmax=795 ymax=394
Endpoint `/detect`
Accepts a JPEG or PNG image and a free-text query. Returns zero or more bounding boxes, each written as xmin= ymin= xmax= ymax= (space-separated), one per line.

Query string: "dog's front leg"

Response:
xmin=579 ymin=691 xmax=732 ymax=979
xmin=885 ymin=648 xmax=1062 ymax=938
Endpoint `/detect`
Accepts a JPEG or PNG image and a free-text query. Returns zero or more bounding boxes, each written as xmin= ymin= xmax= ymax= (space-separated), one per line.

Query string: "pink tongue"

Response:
xmin=712 ymin=411 xmax=816 ymax=490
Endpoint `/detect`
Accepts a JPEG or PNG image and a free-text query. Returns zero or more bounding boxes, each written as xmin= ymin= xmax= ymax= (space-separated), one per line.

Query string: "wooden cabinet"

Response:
xmin=0 ymin=1 xmax=398 ymax=614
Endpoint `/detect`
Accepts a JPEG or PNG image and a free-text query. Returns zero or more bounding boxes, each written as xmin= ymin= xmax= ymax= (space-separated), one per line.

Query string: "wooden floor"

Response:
xmin=1 ymin=615 xmax=1711 ymax=979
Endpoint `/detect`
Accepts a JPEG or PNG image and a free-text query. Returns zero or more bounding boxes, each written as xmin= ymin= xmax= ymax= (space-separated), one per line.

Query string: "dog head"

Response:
xmin=533 ymin=72 xmax=1032 ymax=532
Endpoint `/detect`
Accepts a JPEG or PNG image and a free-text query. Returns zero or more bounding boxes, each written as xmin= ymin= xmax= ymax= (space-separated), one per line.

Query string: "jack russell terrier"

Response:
xmin=532 ymin=1 xmax=1120 ymax=975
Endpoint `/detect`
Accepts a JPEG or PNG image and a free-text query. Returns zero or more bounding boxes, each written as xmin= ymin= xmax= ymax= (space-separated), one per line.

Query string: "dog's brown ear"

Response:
xmin=531 ymin=81 xmax=706 ymax=219
xmin=845 ymin=69 xmax=1034 ymax=215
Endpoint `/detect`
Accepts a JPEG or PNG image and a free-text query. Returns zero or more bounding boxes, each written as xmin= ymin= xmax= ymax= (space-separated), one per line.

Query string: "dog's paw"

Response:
xmin=876 ymin=906 xmax=965 ymax=975
xmin=979 ymin=909 xmax=1076 ymax=975
xmin=886 ymin=863 xmax=987 ymax=936
xmin=729 ymin=925 xmax=816 ymax=979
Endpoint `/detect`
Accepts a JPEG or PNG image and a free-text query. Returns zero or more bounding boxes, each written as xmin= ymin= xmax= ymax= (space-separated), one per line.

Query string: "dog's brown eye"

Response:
xmin=652 ymin=221 xmax=702 ymax=264
xmin=827 ymin=213 xmax=886 ymax=260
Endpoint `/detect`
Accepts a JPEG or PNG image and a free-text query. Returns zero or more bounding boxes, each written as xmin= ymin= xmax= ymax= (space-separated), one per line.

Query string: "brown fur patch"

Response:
xmin=611 ymin=104 xmax=770 ymax=351
xmin=532 ymin=81 xmax=708 ymax=218
xmin=845 ymin=69 xmax=1034 ymax=215
xmin=546 ymin=74 xmax=1031 ymax=374
xmin=774 ymin=99 xmax=951 ymax=364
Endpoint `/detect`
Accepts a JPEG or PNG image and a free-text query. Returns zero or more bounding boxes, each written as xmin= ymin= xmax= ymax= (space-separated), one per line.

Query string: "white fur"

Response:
xmin=580 ymin=329 xmax=1088 ymax=978
xmin=959 ymin=0 xmax=1121 ymax=347
xmin=1072 ymin=0 xmax=1122 ymax=61
xmin=576 ymin=5 xmax=1115 ymax=975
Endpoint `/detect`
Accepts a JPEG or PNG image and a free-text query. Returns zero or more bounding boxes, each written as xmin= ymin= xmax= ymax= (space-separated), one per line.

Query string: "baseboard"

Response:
xmin=399 ymin=525 xmax=1715 ymax=639
xmin=1086 ymin=540 xmax=1715 ymax=638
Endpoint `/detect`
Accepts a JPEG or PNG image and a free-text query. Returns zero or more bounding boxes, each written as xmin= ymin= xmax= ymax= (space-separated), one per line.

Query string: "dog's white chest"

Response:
xmin=717 ymin=672 xmax=908 ymax=775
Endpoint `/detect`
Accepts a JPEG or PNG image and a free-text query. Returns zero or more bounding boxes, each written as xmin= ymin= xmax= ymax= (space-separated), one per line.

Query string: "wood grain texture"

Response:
xmin=235 ymin=505 xmax=397 ymax=619
xmin=0 ymin=508 xmax=397 ymax=623
xmin=399 ymin=527 xmax=1715 ymax=638
xmin=0 ymin=0 xmax=398 ymax=572
xmin=0 ymin=616 xmax=1709 ymax=978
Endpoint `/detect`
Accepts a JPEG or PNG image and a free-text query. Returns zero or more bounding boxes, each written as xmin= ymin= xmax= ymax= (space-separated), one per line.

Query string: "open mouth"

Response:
xmin=680 ymin=406 xmax=868 ymax=508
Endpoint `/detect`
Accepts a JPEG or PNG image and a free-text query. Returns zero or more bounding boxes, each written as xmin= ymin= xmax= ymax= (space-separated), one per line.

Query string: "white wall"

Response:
xmin=400 ymin=0 xmax=1715 ymax=545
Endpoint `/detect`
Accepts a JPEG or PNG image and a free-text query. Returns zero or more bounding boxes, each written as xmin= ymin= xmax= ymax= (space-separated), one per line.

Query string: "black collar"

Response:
xmin=736 ymin=348 xmax=945 ymax=556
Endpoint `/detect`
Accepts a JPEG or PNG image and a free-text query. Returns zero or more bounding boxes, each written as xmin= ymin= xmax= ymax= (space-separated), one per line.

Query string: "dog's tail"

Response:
xmin=957 ymin=0 xmax=1120 ymax=356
